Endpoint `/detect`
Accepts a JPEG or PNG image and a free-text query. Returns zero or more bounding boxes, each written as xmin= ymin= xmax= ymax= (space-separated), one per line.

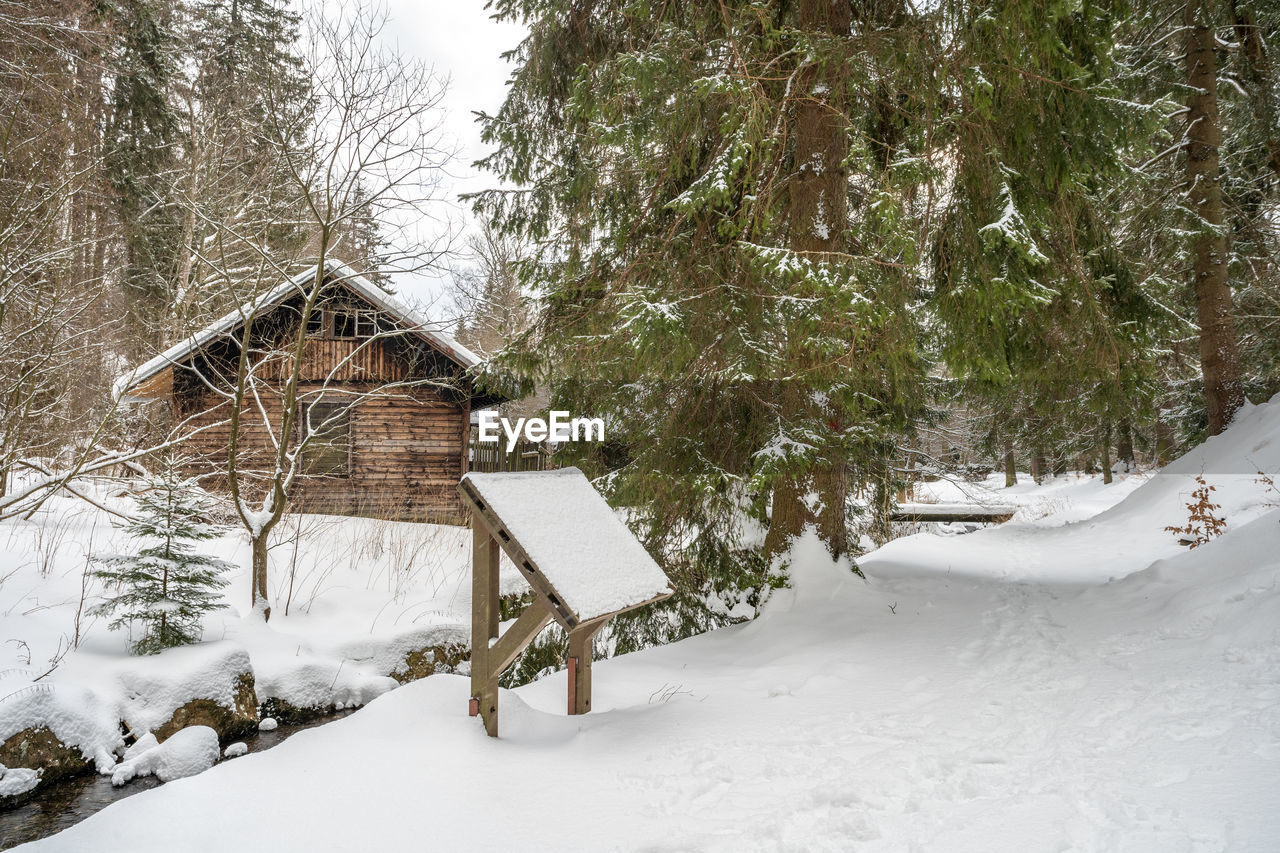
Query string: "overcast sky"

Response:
xmin=377 ymin=1 xmax=527 ymax=317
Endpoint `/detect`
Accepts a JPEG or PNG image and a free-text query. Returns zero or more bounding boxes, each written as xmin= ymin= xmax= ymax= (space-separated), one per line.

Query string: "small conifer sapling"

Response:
xmin=93 ymin=459 xmax=232 ymax=654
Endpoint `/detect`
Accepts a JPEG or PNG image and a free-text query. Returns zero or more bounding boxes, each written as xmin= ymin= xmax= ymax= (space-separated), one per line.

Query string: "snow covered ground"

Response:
xmin=0 ymin=488 xmax=529 ymax=784
xmin=14 ymin=395 xmax=1280 ymax=851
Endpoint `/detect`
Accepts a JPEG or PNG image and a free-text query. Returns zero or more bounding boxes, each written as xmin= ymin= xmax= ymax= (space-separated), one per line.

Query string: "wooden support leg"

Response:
xmin=471 ymin=522 xmax=500 ymax=737
xmin=567 ymin=621 xmax=606 ymax=715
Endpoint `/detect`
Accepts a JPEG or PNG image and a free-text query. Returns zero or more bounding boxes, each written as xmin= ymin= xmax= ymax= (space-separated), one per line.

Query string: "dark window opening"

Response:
xmin=332 ymin=310 xmax=377 ymax=339
xmin=298 ymin=400 xmax=352 ymax=477
xmin=304 ymin=308 xmax=378 ymax=340
xmin=332 ymin=311 xmax=358 ymax=338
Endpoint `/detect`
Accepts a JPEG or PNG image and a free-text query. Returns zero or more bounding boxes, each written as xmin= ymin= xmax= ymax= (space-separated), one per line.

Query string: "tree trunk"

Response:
xmin=1155 ymin=416 xmax=1176 ymax=465
xmin=766 ymin=0 xmax=853 ymax=561
xmin=1003 ymin=441 xmax=1016 ymax=488
xmin=251 ymin=534 xmax=271 ymax=621
xmin=1030 ymin=449 xmax=1045 ymax=484
xmin=764 ymin=475 xmax=809 ymax=562
xmin=1101 ymin=423 xmax=1113 ymax=484
xmin=814 ymin=457 xmax=848 ymax=558
xmin=1185 ymin=2 xmax=1244 ymax=435
xmin=1117 ymin=420 xmax=1134 ymax=470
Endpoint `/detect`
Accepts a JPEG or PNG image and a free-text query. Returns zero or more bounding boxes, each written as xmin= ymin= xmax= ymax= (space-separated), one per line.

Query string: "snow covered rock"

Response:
xmin=0 ymin=763 xmax=41 ymax=798
xmin=340 ymin=623 xmax=470 ymax=685
xmin=257 ymin=717 xmax=278 ymax=732
xmin=224 ymin=742 xmax=248 ymax=758
xmin=116 ymin=643 xmax=258 ymax=745
xmin=111 ymin=725 xmax=220 ymax=786
xmin=0 ymin=726 xmax=92 ymax=791
xmin=389 ymin=640 xmax=469 ymax=684
xmin=0 ymin=683 xmax=123 ymax=799
xmin=123 ymin=733 xmax=159 ymax=761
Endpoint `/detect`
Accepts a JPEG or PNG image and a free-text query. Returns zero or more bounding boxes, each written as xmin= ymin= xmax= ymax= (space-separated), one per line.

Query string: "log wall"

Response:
xmin=178 ymin=382 xmax=469 ymax=523
xmin=258 ymin=338 xmax=408 ymax=383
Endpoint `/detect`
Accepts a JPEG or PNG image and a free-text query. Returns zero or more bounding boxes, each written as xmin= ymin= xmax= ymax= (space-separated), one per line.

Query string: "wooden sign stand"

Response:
xmin=459 ymin=477 xmax=670 ymax=737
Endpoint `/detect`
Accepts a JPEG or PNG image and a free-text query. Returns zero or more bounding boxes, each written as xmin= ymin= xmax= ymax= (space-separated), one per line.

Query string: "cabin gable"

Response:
xmin=123 ymin=263 xmax=496 ymax=524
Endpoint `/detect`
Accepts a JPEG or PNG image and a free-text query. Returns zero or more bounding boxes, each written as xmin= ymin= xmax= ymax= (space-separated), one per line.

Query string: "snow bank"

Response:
xmin=251 ymin=657 xmax=395 ymax=713
xmin=0 ymin=683 xmax=122 ymax=773
xmin=865 ymin=392 xmax=1280 ymax=584
xmin=111 ymin=726 xmax=220 ymax=786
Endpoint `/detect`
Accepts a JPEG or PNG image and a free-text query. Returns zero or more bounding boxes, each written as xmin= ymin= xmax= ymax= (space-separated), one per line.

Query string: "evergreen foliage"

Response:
xmin=92 ymin=461 xmax=232 ymax=655
xmin=473 ymin=0 xmax=1206 ymax=641
xmin=474 ymin=0 xmax=930 ymax=628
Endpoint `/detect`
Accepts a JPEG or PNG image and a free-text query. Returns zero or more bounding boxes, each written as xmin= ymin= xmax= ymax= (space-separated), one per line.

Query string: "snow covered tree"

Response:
xmin=932 ymin=0 xmax=1175 ymax=475
xmin=473 ymin=0 xmax=1175 ymax=631
xmin=1118 ymin=0 xmax=1279 ymax=442
xmin=474 ymin=0 xmax=929 ymax=621
xmin=92 ymin=458 xmax=231 ymax=654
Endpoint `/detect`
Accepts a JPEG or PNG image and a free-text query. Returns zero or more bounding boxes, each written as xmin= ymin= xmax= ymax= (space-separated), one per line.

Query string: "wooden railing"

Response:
xmin=468 ymin=427 xmax=555 ymax=473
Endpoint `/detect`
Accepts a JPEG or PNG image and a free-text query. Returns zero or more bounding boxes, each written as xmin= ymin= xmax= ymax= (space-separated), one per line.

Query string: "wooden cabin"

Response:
xmin=117 ymin=261 xmax=503 ymax=523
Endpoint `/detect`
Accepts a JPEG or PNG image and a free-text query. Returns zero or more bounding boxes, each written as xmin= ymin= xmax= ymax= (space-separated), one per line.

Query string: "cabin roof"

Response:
xmin=115 ymin=260 xmax=482 ymax=401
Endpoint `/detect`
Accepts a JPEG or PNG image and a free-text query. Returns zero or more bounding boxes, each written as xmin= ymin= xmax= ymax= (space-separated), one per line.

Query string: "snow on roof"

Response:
xmin=460 ymin=467 xmax=673 ymax=623
xmin=114 ymin=260 xmax=480 ymax=400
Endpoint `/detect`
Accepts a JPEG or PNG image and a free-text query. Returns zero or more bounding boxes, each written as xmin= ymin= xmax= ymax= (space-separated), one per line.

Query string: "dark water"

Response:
xmin=0 ymin=710 xmax=355 ymax=850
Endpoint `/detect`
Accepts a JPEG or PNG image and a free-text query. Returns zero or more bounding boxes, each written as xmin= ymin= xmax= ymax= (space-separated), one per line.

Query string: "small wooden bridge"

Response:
xmin=889 ymin=503 xmax=1017 ymax=524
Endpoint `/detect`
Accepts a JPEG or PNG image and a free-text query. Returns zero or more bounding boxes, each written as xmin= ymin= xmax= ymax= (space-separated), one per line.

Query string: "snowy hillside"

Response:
xmin=17 ymin=395 xmax=1280 ymax=852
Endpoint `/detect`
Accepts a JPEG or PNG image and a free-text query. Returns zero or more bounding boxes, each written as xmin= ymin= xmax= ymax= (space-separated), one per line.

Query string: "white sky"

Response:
xmin=376 ymin=1 xmax=527 ymax=318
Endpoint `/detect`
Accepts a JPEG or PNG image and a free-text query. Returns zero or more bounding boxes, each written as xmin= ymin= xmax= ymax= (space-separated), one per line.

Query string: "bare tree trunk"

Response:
xmin=251 ymin=533 xmax=271 ymax=620
xmin=1185 ymin=2 xmax=1244 ymax=435
xmin=1030 ymin=449 xmax=1045 ymax=485
xmin=1003 ymin=441 xmax=1016 ymax=488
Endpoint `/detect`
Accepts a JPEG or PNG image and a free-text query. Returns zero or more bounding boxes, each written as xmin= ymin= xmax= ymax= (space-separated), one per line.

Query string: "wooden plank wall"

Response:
xmin=178 ymin=382 xmax=469 ymax=522
xmin=468 ymin=427 xmax=554 ymax=473
xmin=258 ymin=339 xmax=407 ymax=383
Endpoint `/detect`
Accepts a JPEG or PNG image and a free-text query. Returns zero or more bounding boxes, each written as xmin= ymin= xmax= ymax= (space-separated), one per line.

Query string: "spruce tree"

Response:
xmin=475 ymin=0 xmax=929 ymax=634
xmin=93 ymin=461 xmax=232 ymax=655
xmin=104 ymin=0 xmax=183 ymax=353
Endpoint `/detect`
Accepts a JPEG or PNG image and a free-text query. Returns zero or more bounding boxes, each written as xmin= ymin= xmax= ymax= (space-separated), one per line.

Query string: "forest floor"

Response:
xmin=8 ymin=394 xmax=1280 ymax=852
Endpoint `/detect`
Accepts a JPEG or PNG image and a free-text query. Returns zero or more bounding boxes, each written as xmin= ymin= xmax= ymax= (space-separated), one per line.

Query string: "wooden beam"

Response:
xmin=567 ymin=620 xmax=606 ymax=716
xmin=488 ymin=603 xmax=553 ymax=675
xmin=470 ymin=521 xmax=499 ymax=737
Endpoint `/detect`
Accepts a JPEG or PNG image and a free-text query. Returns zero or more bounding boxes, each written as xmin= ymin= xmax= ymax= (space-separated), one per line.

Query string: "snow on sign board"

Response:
xmin=459 ymin=467 xmax=673 ymax=624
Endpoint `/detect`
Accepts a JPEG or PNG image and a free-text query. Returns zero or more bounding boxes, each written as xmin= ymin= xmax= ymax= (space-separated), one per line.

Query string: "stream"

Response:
xmin=0 ymin=710 xmax=355 ymax=850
